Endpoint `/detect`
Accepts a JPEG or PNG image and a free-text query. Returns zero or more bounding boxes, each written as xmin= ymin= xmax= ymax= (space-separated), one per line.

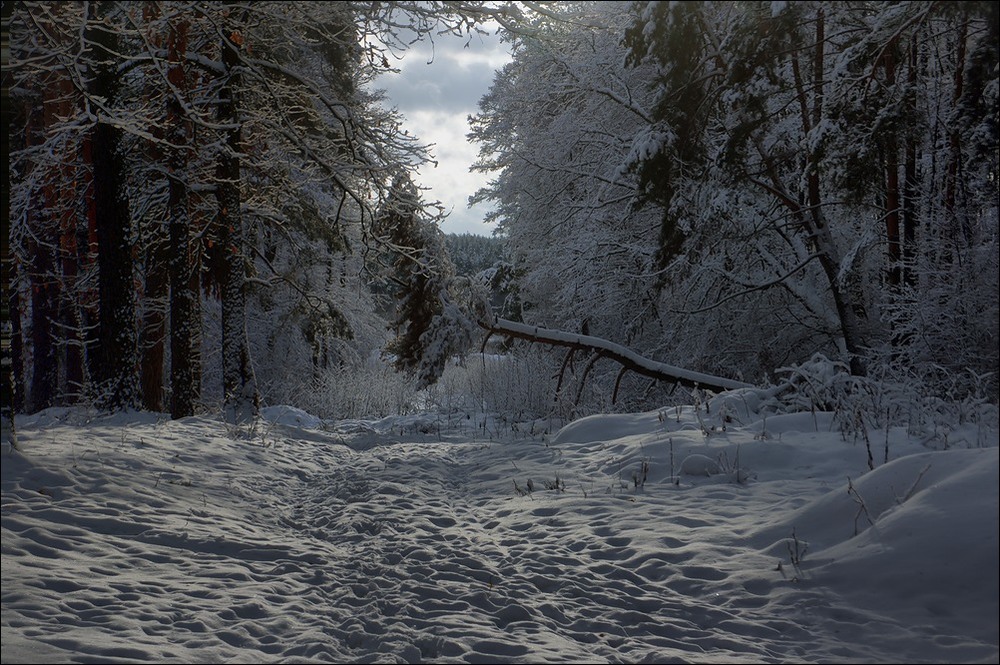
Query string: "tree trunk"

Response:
xmin=2 ymin=4 xmax=18 ymax=445
xmin=882 ymin=46 xmax=902 ymax=289
xmin=944 ymin=18 xmax=969 ymax=245
xmin=50 ymin=71 xmax=87 ymax=404
xmin=92 ymin=119 xmax=139 ymax=410
xmin=28 ymin=223 xmax=58 ymax=413
xmin=6 ymin=52 xmax=26 ymax=416
xmin=88 ymin=4 xmax=139 ymax=411
xmin=10 ymin=13 xmax=75 ymax=413
xmin=169 ymin=208 xmax=198 ymax=418
xmin=902 ymin=46 xmax=919 ymax=289
xmin=167 ymin=20 xmax=198 ymax=419
xmin=8 ymin=272 xmax=25 ymax=413
xmin=804 ymin=7 xmax=867 ymax=376
xmin=58 ymin=246 xmax=86 ymax=402
xmin=18 ymin=76 xmax=58 ymax=412
xmin=216 ymin=19 xmax=258 ymax=421
xmin=141 ymin=231 xmax=168 ymax=412
xmin=80 ymin=134 xmax=101 ymax=398
xmin=480 ymin=317 xmax=753 ymax=395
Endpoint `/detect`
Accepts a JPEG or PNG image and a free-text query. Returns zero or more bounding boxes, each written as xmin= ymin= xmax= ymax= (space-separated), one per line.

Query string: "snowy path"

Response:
xmin=2 ymin=406 xmax=997 ymax=663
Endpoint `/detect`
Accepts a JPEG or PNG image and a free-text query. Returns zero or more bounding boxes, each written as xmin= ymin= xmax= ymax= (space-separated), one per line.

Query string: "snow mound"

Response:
xmin=261 ymin=405 xmax=323 ymax=429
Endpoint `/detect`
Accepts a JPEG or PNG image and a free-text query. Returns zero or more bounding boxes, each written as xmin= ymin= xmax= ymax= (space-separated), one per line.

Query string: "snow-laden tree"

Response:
xmin=374 ymin=174 xmax=478 ymax=389
xmin=621 ymin=1 xmax=877 ymax=378
xmin=821 ymin=1 xmax=999 ymax=396
xmin=470 ymin=2 xmax=667 ymax=362
xmin=471 ymin=0 xmax=997 ymax=406
xmin=6 ymin=0 xmax=531 ymax=419
xmin=623 ymin=0 xmax=998 ymax=394
xmin=2 ymin=0 xmax=19 ymax=446
xmin=7 ymin=2 xmax=141 ymax=412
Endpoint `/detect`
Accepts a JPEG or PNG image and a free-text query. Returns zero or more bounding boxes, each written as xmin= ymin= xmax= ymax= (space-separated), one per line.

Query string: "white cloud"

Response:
xmin=404 ymin=109 xmax=495 ymax=235
xmin=375 ymin=26 xmax=511 ymax=236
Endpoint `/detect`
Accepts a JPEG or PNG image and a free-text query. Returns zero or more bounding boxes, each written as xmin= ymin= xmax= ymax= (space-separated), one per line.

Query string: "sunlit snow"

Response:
xmin=2 ymin=390 xmax=996 ymax=663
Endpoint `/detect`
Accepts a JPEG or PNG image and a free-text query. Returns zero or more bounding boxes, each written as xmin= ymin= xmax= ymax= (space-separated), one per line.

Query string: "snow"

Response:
xmin=2 ymin=395 xmax=997 ymax=664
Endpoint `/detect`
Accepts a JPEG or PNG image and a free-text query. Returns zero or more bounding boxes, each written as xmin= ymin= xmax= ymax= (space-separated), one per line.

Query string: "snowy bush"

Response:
xmin=767 ymin=353 xmax=999 ymax=448
xmin=270 ymin=354 xmax=419 ymax=420
xmin=421 ymin=347 xmax=574 ymax=422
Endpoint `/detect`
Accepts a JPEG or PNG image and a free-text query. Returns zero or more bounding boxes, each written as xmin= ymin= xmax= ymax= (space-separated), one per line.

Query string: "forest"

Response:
xmin=2 ymin=3 xmax=998 ymax=663
xmin=2 ymin=0 xmax=998 ymax=431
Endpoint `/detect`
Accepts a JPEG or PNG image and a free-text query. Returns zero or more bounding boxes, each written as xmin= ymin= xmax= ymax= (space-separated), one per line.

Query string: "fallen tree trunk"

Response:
xmin=479 ymin=317 xmax=754 ymax=397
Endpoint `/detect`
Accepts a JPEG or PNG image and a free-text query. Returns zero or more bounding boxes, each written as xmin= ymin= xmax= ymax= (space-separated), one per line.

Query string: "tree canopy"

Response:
xmin=4 ymin=1 xmax=997 ymax=423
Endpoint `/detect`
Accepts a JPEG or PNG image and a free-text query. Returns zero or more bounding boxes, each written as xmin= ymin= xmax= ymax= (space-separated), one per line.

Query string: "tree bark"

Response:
xmin=88 ymin=4 xmax=139 ymax=411
xmin=92 ymin=118 xmax=140 ymax=411
xmin=6 ymin=45 xmax=26 ymax=415
xmin=902 ymin=38 xmax=919 ymax=289
xmin=53 ymin=71 xmax=86 ymax=402
xmin=480 ymin=317 xmax=753 ymax=395
xmin=944 ymin=17 xmax=968 ymax=244
xmin=216 ymin=18 xmax=258 ymax=421
xmin=28 ymin=221 xmax=58 ymax=412
xmin=882 ymin=45 xmax=902 ymax=288
xmin=167 ymin=19 xmax=198 ymax=419
xmin=2 ymin=2 xmax=18 ymax=444
xmin=802 ymin=7 xmax=867 ymax=376
xmin=141 ymin=233 xmax=168 ymax=412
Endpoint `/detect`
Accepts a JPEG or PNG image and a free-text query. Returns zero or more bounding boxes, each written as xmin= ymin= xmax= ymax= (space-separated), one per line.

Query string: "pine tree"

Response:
xmin=86 ymin=2 xmax=140 ymax=411
xmin=380 ymin=176 xmax=446 ymax=378
xmin=215 ymin=8 xmax=259 ymax=422
xmin=378 ymin=175 xmax=478 ymax=389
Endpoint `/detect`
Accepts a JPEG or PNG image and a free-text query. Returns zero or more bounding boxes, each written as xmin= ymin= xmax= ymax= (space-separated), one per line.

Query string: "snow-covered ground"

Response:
xmin=2 ymin=391 xmax=997 ymax=663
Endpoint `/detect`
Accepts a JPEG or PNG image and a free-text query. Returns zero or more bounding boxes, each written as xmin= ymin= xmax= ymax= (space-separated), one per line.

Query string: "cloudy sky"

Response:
xmin=375 ymin=27 xmax=512 ymax=237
